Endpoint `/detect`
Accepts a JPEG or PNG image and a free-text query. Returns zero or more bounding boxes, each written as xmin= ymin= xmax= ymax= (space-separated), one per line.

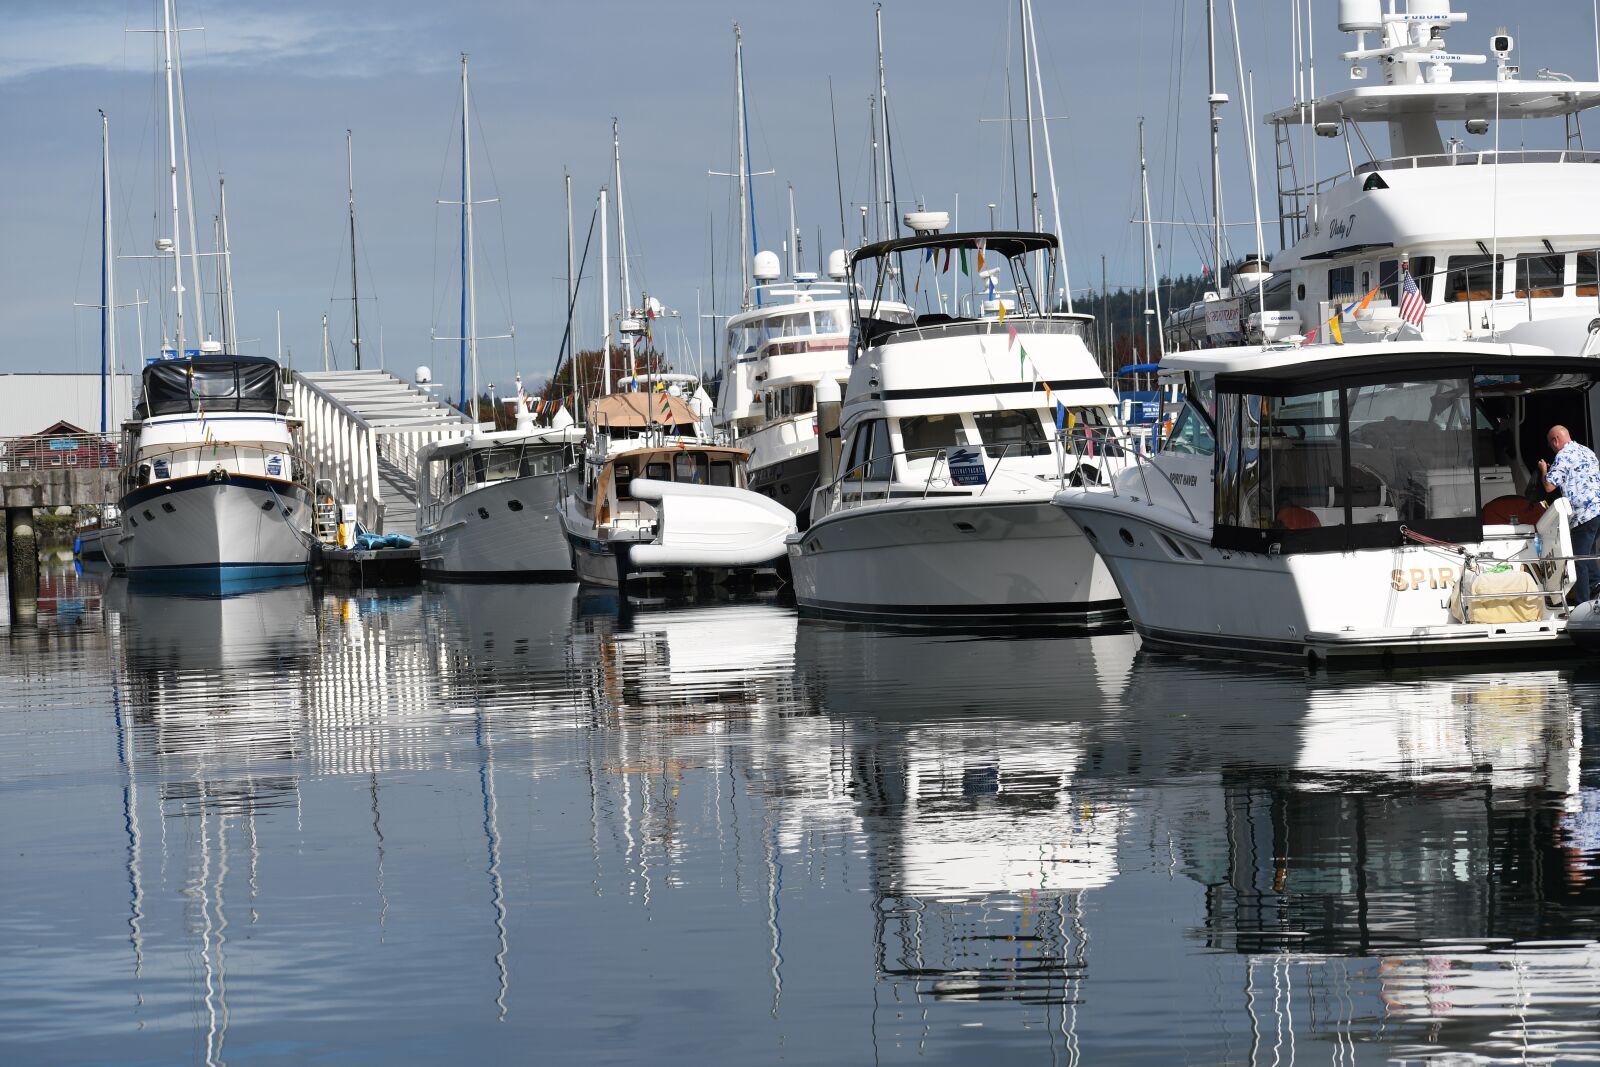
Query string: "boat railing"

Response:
xmin=417 ymin=436 xmax=574 ymax=527
xmin=1064 ymin=422 xmax=1203 ymax=527
xmin=124 ymin=440 xmax=310 ymax=494
xmin=0 ymin=432 xmax=120 ymax=473
xmin=1356 ymin=148 xmax=1600 ymax=175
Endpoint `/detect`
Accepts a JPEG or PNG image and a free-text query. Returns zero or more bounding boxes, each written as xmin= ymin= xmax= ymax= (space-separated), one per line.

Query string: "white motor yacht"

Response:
xmin=1169 ymin=0 xmax=1600 ymax=354
xmin=559 ymin=387 xmax=795 ymax=591
xmin=416 ymin=397 xmax=584 ymax=581
xmin=715 ymin=251 xmax=914 ymax=527
xmin=787 ymin=225 xmax=1125 ymax=625
xmin=117 ymin=355 xmax=313 ymax=588
xmin=1054 ymin=340 xmax=1599 ymax=664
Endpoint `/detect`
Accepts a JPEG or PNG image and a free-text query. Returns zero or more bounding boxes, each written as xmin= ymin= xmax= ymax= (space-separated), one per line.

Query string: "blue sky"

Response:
xmin=3 ymin=0 xmax=1593 ymax=392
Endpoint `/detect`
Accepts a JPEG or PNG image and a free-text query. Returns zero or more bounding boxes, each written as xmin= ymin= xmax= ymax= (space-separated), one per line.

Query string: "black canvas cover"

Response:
xmin=142 ymin=356 xmax=281 ymax=416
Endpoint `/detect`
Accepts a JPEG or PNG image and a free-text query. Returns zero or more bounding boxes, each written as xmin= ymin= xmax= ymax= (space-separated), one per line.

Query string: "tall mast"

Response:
xmin=1018 ymin=0 xmax=1041 ymax=239
xmin=219 ymin=176 xmax=236 ymax=352
xmin=321 ymin=313 xmax=332 ymax=371
xmin=875 ymin=5 xmax=894 ymax=243
xmin=612 ymin=119 xmax=634 ymax=379
xmin=566 ymin=171 xmax=578 ymax=417
xmin=347 ymin=130 xmax=362 ymax=369
xmin=160 ymin=0 xmax=184 ymax=355
xmin=735 ymin=24 xmax=752 ymax=309
xmin=1024 ymin=0 xmax=1071 ymax=311
xmin=600 ymin=186 xmax=611 ymax=394
xmin=1138 ymin=119 xmax=1166 ymax=360
xmin=100 ymin=110 xmax=116 ymax=433
xmin=1206 ymin=0 xmax=1225 ymax=288
xmin=170 ymin=9 xmax=206 ymax=346
xmin=459 ymin=54 xmax=480 ymax=421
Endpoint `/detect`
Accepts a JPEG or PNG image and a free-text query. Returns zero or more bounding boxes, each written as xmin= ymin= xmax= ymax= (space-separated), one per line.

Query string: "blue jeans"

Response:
xmin=1574 ymin=514 xmax=1600 ymax=602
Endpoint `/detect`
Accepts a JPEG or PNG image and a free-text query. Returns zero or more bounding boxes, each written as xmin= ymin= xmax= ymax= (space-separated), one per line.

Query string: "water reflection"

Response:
xmin=11 ymin=574 xmax=1600 ymax=1063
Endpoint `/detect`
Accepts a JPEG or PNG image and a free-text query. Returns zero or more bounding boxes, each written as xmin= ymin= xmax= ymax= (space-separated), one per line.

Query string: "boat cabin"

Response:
xmin=575 ymin=444 xmax=751 ymax=535
xmin=135 ymin=355 xmax=285 ymax=418
xmin=1203 ymin=348 xmax=1597 ymax=555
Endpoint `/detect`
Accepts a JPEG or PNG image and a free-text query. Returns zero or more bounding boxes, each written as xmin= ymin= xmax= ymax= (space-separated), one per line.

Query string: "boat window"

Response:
xmin=1515 ymin=254 xmax=1565 ymax=299
xmin=673 ymin=452 xmax=707 ymax=484
xmin=1346 ymin=378 xmax=1479 ymax=523
xmin=1160 ymin=402 xmax=1214 ymax=456
xmin=840 ymin=427 xmax=866 ymax=480
xmin=1327 ymin=265 xmax=1356 ymax=303
xmin=1379 ymin=259 xmax=1401 ymax=305
xmin=1444 ymin=255 xmax=1503 ymax=302
xmin=814 ymin=309 xmax=844 ymax=334
xmin=646 ymin=462 xmax=670 ymax=480
xmin=972 ymin=409 xmax=1051 ymax=459
xmin=709 ymin=461 xmax=735 ymax=487
xmin=1224 ymin=389 xmax=1348 ymax=532
xmin=780 ymin=312 xmax=812 ymax=338
xmin=898 ymin=413 xmax=962 ymax=461
xmin=1579 ymin=253 xmax=1599 ymax=298
xmin=472 ymin=447 xmax=521 ymax=484
xmin=520 ymin=448 xmax=563 ymax=477
xmin=867 ymin=419 xmax=894 ymax=480
xmin=614 ymin=461 xmax=635 ymax=499
xmin=790 ymin=384 xmax=815 ymax=415
xmin=1410 ymin=256 xmax=1437 ymax=303
xmin=191 ymin=366 xmax=237 ymax=400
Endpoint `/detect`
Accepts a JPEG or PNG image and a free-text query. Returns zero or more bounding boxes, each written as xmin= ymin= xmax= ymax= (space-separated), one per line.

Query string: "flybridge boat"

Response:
xmin=715 ymin=250 xmax=914 ymax=527
xmin=416 ymin=396 xmax=584 ymax=581
xmin=1053 ymin=340 xmax=1600 ymax=665
xmin=117 ymin=354 xmax=313 ymax=585
xmin=1171 ymin=0 xmax=1600 ymax=354
xmin=558 ymin=387 xmax=795 ymax=590
xmin=787 ymin=224 xmax=1126 ymax=625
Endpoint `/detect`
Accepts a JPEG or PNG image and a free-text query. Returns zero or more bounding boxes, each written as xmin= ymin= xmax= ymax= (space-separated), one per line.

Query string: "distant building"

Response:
xmin=0 ymin=373 xmax=135 ymax=439
xmin=0 ymin=420 xmax=118 ymax=472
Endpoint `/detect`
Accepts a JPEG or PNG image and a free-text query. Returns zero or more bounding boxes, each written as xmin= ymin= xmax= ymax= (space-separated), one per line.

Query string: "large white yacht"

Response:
xmin=1170 ymin=0 xmax=1600 ymax=354
xmin=117 ymin=354 xmax=313 ymax=586
xmin=415 ymin=397 xmax=584 ymax=581
xmin=558 ymin=387 xmax=795 ymax=591
xmin=787 ymin=224 xmax=1126 ymax=624
xmin=1054 ymin=340 xmax=1599 ymax=664
xmin=715 ymin=251 xmax=914 ymax=527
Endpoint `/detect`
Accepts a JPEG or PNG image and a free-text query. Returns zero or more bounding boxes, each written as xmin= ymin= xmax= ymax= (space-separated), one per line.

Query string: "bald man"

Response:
xmin=1540 ymin=424 xmax=1600 ymax=602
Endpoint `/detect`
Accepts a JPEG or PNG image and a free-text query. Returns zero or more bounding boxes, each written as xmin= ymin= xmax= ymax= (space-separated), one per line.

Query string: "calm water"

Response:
xmin=5 ymin=566 xmax=1600 ymax=1065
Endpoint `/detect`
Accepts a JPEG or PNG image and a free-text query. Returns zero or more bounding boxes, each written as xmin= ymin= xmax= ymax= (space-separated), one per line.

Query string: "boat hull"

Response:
xmin=749 ymin=449 xmax=822 ymax=528
xmin=1055 ymin=491 xmax=1576 ymax=665
xmin=788 ymin=497 xmax=1121 ymax=625
xmin=119 ymin=475 xmax=312 ymax=586
xmin=418 ymin=470 xmax=573 ymax=581
xmin=75 ymin=528 xmax=109 ymax=563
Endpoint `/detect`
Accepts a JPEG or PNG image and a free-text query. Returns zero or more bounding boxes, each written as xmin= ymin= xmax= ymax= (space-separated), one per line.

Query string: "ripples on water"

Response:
xmin=4 ymin=566 xmax=1600 ymax=1064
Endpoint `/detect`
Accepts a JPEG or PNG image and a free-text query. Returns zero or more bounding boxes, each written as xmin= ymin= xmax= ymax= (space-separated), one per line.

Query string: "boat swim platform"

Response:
xmin=291 ymin=370 xmax=474 ymax=537
xmin=312 ymin=541 xmax=421 ymax=588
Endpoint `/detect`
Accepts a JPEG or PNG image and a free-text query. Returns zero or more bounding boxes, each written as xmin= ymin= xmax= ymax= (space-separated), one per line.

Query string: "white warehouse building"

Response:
xmin=0 ymin=373 xmax=135 ymax=438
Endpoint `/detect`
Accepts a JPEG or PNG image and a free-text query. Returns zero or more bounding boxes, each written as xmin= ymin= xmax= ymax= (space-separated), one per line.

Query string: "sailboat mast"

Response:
xmin=347 ymin=130 xmax=362 ymax=369
xmin=100 ymin=110 xmax=115 ymax=433
xmin=170 ymin=10 xmax=206 ymax=346
xmin=566 ymin=171 xmax=578 ymax=417
xmin=600 ymin=187 xmax=611 ymax=394
xmin=465 ymin=60 xmax=480 ymax=423
xmin=1023 ymin=0 xmax=1071 ymax=311
xmin=787 ymin=183 xmax=798 ymax=279
xmin=612 ymin=119 xmax=634 ymax=378
xmin=735 ymin=24 xmax=752 ymax=309
xmin=1019 ymin=0 xmax=1040 ymax=236
xmin=1138 ymin=119 xmax=1166 ymax=359
xmin=1206 ymin=0 xmax=1225 ymax=287
xmin=875 ymin=5 xmax=893 ymax=243
xmin=160 ymin=0 xmax=184 ymax=356
xmin=219 ymin=176 xmax=237 ymax=352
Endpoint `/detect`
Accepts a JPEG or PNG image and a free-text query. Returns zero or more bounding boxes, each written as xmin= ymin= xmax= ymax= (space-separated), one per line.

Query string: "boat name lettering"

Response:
xmin=1389 ymin=566 xmax=1456 ymax=592
xmin=1328 ymin=214 xmax=1357 ymax=241
xmin=1167 ymin=472 xmax=1198 ymax=488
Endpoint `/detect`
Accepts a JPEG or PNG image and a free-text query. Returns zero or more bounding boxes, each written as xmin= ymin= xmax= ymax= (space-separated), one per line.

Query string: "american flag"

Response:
xmin=1399 ymin=267 xmax=1427 ymax=330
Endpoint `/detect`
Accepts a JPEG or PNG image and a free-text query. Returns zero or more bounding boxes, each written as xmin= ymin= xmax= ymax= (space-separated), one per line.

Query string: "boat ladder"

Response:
xmin=313 ymin=479 xmax=340 ymax=544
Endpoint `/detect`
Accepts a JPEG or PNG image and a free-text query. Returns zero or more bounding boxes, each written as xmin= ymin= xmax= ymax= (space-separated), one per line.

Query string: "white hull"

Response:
xmin=418 ymin=470 xmax=572 ymax=581
xmin=101 ymin=525 xmax=126 ymax=570
xmin=119 ymin=477 xmax=312 ymax=584
xmin=76 ymin=527 xmax=110 ymax=563
xmin=1057 ymin=492 xmax=1575 ymax=664
xmin=788 ymin=497 xmax=1121 ymax=624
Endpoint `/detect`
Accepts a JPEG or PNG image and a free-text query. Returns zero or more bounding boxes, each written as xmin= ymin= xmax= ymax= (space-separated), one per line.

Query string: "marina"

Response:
xmin=11 ymin=0 xmax=1600 ymax=1061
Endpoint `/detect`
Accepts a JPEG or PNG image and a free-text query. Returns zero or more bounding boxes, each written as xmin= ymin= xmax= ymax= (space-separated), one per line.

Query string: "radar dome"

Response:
xmin=752 ymin=250 xmax=782 ymax=281
xmin=903 ymin=210 xmax=950 ymax=235
xmin=826 ymin=249 xmax=848 ymax=280
xmin=415 ymin=365 xmax=432 ymax=384
xmin=1338 ymin=0 xmax=1382 ymax=31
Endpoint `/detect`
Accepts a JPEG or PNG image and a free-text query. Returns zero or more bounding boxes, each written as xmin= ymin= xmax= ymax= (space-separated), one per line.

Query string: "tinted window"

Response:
xmin=972 ymin=410 xmax=1051 ymax=458
xmin=1328 ymin=265 xmax=1356 ymax=302
xmin=709 ymin=461 xmax=735 ymax=487
xmin=1161 ymin=402 xmax=1214 ymax=456
xmin=867 ymin=419 xmax=893 ymax=481
xmin=1516 ymin=254 xmax=1564 ymax=299
xmin=899 ymin=413 xmax=962 ymax=459
xmin=1445 ymin=255 xmax=1503 ymax=302
xmin=1410 ymin=256 xmax=1437 ymax=303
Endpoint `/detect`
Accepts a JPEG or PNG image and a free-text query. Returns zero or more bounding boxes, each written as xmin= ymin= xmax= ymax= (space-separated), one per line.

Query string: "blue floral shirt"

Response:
xmin=1548 ymin=441 xmax=1600 ymax=525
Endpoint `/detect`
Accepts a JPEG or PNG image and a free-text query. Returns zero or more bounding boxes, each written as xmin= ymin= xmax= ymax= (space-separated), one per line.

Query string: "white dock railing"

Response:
xmin=290 ymin=370 xmax=472 ymax=532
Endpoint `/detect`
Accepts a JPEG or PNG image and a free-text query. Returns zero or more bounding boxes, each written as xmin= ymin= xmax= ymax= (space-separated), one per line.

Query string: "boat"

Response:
xmin=786 ymin=221 xmax=1126 ymax=625
xmin=557 ymin=387 xmax=794 ymax=591
xmin=1167 ymin=0 xmax=1600 ymax=353
xmin=1053 ymin=339 xmax=1598 ymax=665
xmin=117 ymin=354 xmax=313 ymax=586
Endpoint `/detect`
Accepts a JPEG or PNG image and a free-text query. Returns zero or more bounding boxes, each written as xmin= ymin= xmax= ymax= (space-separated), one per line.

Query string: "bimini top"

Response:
xmin=588 ymin=391 xmax=698 ymax=429
xmin=1214 ymin=345 xmax=1586 ymax=396
xmin=850 ymin=230 xmax=1057 ymax=269
xmin=140 ymin=354 xmax=282 ymax=417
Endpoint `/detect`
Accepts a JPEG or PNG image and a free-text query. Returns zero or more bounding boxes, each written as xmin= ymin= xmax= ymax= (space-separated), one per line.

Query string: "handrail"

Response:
xmin=0 ymin=433 xmax=120 ymax=471
xmin=1063 ymin=420 xmax=1202 ymax=526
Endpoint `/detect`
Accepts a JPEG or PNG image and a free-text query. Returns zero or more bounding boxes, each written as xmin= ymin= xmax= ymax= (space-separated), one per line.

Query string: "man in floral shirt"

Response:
xmin=1540 ymin=424 xmax=1600 ymax=602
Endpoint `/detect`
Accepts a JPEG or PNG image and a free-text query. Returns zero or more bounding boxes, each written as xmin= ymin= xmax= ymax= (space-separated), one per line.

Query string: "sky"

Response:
xmin=4 ymin=0 xmax=1596 ymax=396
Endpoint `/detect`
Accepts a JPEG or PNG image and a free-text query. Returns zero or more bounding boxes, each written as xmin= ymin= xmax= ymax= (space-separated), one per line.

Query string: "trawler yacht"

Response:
xmin=416 ymin=396 xmax=584 ymax=580
xmin=1054 ymin=339 xmax=1599 ymax=664
xmin=715 ymin=250 xmax=914 ymax=527
xmin=117 ymin=354 xmax=313 ymax=585
xmin=559 ymin=385 xmax=795 ymax=590
xmin=787 ymin=223 xmax=1125 ymax=624
xmin=1168 ymin=0 xmax=1600 ymax=353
